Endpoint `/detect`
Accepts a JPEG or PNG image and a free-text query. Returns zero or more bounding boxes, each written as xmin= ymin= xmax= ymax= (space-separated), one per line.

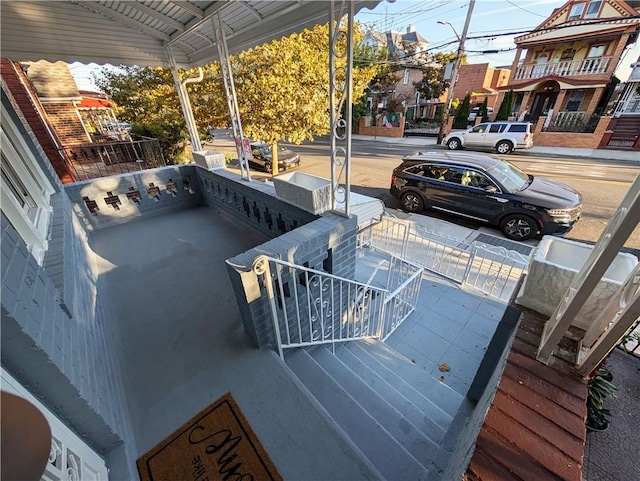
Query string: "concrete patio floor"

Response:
xmin=91 ymin=207 xmax=382 ymax=480
xmin=89 ymin=206 xmax=513 ymax=479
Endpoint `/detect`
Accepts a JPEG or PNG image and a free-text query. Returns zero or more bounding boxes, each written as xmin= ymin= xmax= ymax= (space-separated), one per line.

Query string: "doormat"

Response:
xmin=137 ymin=392 xmax=282 ymax=481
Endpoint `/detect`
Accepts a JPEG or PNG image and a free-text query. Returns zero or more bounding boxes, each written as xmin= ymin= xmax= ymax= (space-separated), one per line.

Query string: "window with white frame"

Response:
xmin=568 ymin=3 xmax=585 ymax=20
xmin=403 ymin=69 xmax=410 ymax=85
xmin=587 ymin=44 xmax=606 ymax=58
xmin=1 ymin=114 xmax=55 ymax=265
xmin=584 ymin=0 xmax=602 ymax=19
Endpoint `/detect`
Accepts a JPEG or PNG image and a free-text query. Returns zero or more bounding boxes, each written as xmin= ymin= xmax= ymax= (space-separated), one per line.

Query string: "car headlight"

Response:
xmin=547 ymin=206 xmax=581 ymax=219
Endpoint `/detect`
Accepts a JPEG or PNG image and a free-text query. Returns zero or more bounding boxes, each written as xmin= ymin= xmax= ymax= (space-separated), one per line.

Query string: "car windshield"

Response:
xmin=485 ymin=159 xmax=529 ymax=192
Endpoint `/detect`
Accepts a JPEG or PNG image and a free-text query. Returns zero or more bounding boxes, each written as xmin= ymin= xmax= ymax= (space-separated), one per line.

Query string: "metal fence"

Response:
xmin=358 ymin=216 xmax=529 ymax=302
xmin=60 ymin=137 xmax=166 ymax=181
xmin=252 ymin=254 xmax=423 ymax=359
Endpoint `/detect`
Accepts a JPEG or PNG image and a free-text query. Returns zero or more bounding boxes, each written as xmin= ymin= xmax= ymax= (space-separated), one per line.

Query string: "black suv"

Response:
xmin=390 ymin=151 xmax=582 ymax=241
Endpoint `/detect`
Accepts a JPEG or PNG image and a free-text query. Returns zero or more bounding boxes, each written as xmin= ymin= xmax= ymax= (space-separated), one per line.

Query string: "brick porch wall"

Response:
xmin=358 ymin=116 xmax=406 ymax=137
xmin=533 ymin=116 xmax=611 ymax=149
xmin=226 ymin=214 xmax=358 ymax=349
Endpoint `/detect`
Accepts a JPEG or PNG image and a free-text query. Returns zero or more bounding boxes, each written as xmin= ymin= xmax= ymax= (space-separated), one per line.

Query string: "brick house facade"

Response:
xmin=497 ymin=0 xmax=640 ymax=130
xmin=451 ymin=63 xmax=511 ymax=113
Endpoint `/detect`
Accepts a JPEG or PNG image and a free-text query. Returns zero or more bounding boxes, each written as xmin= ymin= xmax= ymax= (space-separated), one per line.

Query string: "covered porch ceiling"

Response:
xmin=1 ymin=0 xmax=382 ymax=68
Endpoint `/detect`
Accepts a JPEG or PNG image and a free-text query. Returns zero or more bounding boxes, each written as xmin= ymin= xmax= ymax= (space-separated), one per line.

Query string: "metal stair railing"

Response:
xmin=252 ymin=254 xmax=423 ymax=359
xmin=358 ymin=215 xmax=529 ymax=302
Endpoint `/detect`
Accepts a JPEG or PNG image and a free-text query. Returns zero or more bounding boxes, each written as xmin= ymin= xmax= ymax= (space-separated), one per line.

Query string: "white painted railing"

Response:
xmin=358 ymin=216 xmax=529 ymax=302
xmin=252 ymin=254 xmax=423 ymax=358
xmin=513 ymin=57 xmax=611 ymax=80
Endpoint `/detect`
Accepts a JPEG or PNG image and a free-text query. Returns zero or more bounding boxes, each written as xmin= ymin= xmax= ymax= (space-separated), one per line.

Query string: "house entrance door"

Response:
xmin=530 ymin=92 xmax=558 ymax=122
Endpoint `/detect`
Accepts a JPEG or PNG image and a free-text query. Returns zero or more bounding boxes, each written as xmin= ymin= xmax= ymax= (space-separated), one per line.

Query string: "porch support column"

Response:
xmin=213 ymin=13 xmax=251 ymax=181
xmin=576 ymin=264 xmax=640 ymax=376
xmin=585 ymin=87 xmax=605 ymax=118
xmin=329 ymin=0 xmax=354 ymax=217
xmin=167 ymin=46 xmax=202 ymax=153
xmin=553 ymin=89 xmax=568 ymax=117
xmin=537 ymin=173 xmax=640 ymax=364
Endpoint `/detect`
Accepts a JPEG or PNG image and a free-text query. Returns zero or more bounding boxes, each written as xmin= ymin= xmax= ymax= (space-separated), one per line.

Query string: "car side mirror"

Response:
xmin=484 ymin=186 xmax=497 ymax=194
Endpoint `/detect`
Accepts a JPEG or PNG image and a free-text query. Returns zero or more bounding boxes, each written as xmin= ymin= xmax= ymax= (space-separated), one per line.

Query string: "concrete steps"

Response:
xmin=286 ymin=339 xmax=466 ymax=480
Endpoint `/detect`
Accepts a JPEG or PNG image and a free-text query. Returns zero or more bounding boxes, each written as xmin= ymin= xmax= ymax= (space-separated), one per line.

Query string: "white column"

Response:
xmin=329 ymin=0 xmax=354 ymax=217
xmin=167 ymin=46 xmax=202 ymax=153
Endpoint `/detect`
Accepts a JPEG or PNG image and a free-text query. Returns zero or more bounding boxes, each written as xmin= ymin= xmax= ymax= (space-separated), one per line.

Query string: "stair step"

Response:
xmin=286 ymin=348 xmax=428 ymax=481
xmin=347 ymin=340 xmax=464 ymax=418
xmin=335 ymin=344 xmax=449 ymax=443
xmin=312 ymin=346 xmax=439 ymax=468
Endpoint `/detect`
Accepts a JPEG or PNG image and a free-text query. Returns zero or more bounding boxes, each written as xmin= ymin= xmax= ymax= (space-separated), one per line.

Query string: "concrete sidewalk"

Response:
xmin=352 ymin=134 xmax=639 ymax=163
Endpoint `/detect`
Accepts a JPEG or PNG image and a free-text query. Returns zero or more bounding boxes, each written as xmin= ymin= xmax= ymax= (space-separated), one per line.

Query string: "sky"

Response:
xmin=356 ymin=0 xmax=639 ymax=77
xmin=71 ymin=0 xmax=639 ymax=91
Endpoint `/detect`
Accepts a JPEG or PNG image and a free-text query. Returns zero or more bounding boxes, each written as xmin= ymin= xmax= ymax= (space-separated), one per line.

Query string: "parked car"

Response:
xmin=249 ymin=142 xmax=301 ymax=173
xmin=389 ymin=151 xmax=582 ymax=241
xmin=467 ymin=106 xmax=494 ymax=123
xmin=443 ymin=121 xmax=533 ymax=154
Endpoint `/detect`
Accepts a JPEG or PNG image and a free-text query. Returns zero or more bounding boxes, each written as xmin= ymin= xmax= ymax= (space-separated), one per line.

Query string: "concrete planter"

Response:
xmin=193 ymin=150 xmax=226 ymax=170
xmin=273 ymin=172 xmax=331 ymax=215
xmin=516 ymin=236 xmax=638 ymax=330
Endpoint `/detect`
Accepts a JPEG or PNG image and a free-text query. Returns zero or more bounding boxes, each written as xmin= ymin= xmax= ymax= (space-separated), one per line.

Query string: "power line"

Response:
xmin=505 ymin=0 xmax=547 ymax=18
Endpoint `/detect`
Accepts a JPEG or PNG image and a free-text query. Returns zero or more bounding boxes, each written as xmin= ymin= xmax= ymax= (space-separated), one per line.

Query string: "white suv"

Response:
xmin=443 ymin=121 xmax=533 ymax=154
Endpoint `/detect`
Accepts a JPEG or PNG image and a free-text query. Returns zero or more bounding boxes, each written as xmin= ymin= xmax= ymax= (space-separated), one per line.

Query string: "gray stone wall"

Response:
xmin=65 ymin=165 xmax=202 ymax=232
xmin=196 ymin=168 xmax=317 ymax=239
xmin=1 ymin=211 xmax=136 ymax=476
xmin=226 ymin=214 xmax=358 ymax=348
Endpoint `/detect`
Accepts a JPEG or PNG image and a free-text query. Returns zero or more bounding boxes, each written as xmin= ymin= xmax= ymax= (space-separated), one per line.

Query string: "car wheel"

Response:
xmin=447 ymin=138 xmax=461 ymax=150
xmin=500 ymin=214 xmax=537 ymax=241
xmin=496 ymin=140 xmax=513 ymax=154
xmin=264 ymin=162 xmax=272 ymax=174
xmin=400 ymin=191 xmax=424 ymax=213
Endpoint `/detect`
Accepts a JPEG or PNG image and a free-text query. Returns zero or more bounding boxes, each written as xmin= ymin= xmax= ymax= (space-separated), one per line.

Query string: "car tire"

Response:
xmin=500 ymin=214 xmax=537 ymax=241
xmin=447 ymin=138 xmax=461 ymax=150
xmin=400 ymin=191 xmax=424 ymax=213
xmin=264 ymin=162 xmax=272 ymax=174
xmin=496 ymin=140 xmax=513 ymax=154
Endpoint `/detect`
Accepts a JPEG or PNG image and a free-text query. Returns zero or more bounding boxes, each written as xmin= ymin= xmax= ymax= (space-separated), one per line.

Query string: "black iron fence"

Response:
xmin=60 ymin=137 xmax=167 ymax=181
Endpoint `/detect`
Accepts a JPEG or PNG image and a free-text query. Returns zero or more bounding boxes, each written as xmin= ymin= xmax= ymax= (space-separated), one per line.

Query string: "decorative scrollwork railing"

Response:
xmin=253 ymin=253 xmax=423 ymax=359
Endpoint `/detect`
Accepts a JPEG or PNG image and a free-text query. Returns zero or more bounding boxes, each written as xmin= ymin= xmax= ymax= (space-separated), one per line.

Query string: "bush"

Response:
xmin=453 ymin=93 xmax=471 ymax=129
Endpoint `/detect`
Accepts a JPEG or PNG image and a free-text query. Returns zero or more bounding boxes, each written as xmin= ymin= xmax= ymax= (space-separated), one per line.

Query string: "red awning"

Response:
xmin=77 ymin=97 xmax=112 ymax=108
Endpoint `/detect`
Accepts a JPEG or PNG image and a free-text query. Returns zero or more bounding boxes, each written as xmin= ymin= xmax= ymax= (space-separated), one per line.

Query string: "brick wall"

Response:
xmin=1 ymin=209 xmax=137 ymax=478
xmin=197 ymin=168 xmax=317 ymax=239
xmin=226 ymin=214 xmax=358 ymax=348
xmin=42 ymin=102 xmax=90 ymax=145
xmin=64 ymin=165 xmax=202 ymax=232
xmin=358 ymin=116 xmax=406 ymax=137
xmin=533 ymin=115 xmax=612 ymax=149
xmin=1 ymin=59 xmax=75 ymax=183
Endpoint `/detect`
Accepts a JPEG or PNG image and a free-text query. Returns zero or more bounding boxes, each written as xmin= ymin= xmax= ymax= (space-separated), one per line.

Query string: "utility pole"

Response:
xmin=437 ymin=0 xmax=476 ymax=144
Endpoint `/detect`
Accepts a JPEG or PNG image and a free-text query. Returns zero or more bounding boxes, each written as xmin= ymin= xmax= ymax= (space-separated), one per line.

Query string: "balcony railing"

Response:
xmin=60 ymin=137 xmax=166 ymax=181
xmin=514 ymin=56 xmax=611 ymax=80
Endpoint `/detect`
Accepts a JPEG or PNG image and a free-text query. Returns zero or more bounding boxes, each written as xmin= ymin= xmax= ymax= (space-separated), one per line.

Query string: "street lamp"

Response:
xmin=436 ymin=0 xmax=476 ymax=144
xmin=437 ymin=20 xmax=460 ymax=41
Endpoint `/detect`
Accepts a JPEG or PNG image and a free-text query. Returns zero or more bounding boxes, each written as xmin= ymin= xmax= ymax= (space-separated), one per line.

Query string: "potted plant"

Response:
xmin=586 ymin=368 xmax=617 ymax=432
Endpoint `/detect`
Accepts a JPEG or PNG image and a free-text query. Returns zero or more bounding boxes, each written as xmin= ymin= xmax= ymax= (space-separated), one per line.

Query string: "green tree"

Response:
xmin=453 ymin=93 xmax=471 ymax=129
xmin=413 ymin=52 xmax=463 ymax=107
xmin=479 ymin=97 xmax=489 ymax=122
xmin=93 ymin=65 xmax=190 ymax=162
xmin=227 ymin=23 xmax=376 ymax=174
xmin=496 ymin=89 xmax=514 ymax=121
xmin=93 ymin=23 xmax=377 ymax=169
